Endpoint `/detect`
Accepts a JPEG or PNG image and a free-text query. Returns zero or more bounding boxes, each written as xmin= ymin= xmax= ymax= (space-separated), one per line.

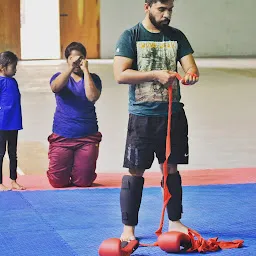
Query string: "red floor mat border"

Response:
xmin=2 ymin=168 xmax=256 ymax=191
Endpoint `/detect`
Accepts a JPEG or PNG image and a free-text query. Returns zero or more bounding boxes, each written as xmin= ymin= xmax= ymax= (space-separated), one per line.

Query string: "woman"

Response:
xmin=47 ymin=42 xmax=102 ymax=188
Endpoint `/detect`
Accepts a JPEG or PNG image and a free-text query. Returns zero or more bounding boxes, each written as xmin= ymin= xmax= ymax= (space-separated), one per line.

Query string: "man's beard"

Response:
xmin=149 ymin=12 xmax=170 ymax=30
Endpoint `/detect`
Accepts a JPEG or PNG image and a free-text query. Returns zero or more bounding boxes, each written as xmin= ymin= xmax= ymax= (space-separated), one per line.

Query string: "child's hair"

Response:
xmin=64 ymin=42 xmax=87 ymax=59
xmin=0 ymin=51 xmax=18 ymax=68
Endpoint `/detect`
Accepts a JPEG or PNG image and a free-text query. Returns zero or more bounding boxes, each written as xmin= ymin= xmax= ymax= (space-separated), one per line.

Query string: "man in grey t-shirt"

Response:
xmin=114 ymin=0 xmax=199 ymax=242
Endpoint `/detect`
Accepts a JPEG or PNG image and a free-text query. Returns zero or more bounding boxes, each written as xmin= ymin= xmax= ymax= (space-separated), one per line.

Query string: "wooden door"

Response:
xmin=0 ymin=0 xmax=21 ymax=58
xmin=59 ymin=0 xmax=100 ymax=59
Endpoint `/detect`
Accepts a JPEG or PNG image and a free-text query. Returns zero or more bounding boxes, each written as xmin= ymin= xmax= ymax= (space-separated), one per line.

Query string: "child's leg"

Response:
xmin=0 ymin=130 xmax=10 ymax=191
xmin=0 ymin=130 xmax=7 ymax=183
xmin=71 ymin=142 xmax=99 ymax=187
xmin=7 ymin=130 xmax=25 ymax=190
xmin=7 ymin=130 xmax=18 ymax=181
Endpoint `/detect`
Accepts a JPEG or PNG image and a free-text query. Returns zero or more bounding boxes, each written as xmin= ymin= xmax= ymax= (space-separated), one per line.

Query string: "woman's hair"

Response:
xmin=0 ymin=51 xmax=18 ymax=67
xmin=64 ymin=42 xmax=87 ymax=59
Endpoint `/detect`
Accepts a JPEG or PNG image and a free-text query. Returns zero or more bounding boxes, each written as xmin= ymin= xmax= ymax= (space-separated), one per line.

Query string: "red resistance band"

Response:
xmin=145 ymin=72 xmax=244 ymax=252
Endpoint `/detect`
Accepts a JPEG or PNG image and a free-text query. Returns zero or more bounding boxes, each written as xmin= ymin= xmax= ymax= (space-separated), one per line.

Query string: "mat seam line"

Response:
xmin=18 ymin=192 xmax=79 ymax=256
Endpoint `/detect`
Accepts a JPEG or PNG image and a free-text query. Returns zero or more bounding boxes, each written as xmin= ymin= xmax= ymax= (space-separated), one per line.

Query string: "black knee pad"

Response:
xmin=120 ymin=175 xmax=144 ymax=226
xmin=162 ymin=171 xmax=183 ymax=221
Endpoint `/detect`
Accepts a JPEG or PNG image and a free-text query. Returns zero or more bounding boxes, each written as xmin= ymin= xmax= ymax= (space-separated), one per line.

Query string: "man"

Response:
xmin=47 ymin=42 xmax=102 ymax=188
xmin=113 ymin=0 xmax=199 ymax=242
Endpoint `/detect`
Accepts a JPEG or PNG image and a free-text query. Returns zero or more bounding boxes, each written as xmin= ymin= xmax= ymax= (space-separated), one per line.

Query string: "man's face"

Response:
xmin=146 ymin=0 xmax=174 ymax=30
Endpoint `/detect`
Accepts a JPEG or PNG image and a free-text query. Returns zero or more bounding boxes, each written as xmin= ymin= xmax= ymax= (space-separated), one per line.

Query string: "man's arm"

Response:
xmin=81 ymin=60 xmax=101 ymax=103
xmin=113 ymin=56 xmax=177 ymax=86
xmin=179 ymin=54 xmax=199 ymax=85
xmin=114 ymin=56 xmax=155 ymax=84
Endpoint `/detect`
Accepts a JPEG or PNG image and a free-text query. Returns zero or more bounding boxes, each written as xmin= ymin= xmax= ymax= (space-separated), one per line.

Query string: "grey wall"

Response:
xmin=100 ymin=0 xmax=256 ymax=58
xmin=100 ymin=0 xmax=144 ymax=58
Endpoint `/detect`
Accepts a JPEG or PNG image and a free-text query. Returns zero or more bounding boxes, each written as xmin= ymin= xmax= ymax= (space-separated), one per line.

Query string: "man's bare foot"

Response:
xmin=0 ymin=184 xmax=11 ymax=191
xmin=11 ymin=181 xmax=26 ymax=190
xmin=120 ymin=225 xmax=136 ymax=242
xmin=169 ymin=220 xmax=189 ymax=235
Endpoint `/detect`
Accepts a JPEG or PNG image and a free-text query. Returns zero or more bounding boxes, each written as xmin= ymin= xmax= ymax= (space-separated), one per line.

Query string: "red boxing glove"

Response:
xmin=157 ymin=231 xmax=191 ymax=253
xmin=99 ymin=238 xmax=139 ymax=256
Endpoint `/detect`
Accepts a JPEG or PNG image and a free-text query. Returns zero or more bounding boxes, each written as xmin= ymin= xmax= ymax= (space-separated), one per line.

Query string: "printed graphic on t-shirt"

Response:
xmin=135 ymin=41 xmax=178 ymax=103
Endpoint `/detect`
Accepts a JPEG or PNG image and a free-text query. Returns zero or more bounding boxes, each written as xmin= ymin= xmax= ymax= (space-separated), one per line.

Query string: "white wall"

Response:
xmin=100 ymin=0 xmax=256 ymax=58
xmin=20 ymin=0 xmax=60 ymax=60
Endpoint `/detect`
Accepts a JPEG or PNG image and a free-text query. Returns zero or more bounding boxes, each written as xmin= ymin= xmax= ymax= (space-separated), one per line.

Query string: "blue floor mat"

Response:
xmin=0 ymin=184 xmax=255 ymax=256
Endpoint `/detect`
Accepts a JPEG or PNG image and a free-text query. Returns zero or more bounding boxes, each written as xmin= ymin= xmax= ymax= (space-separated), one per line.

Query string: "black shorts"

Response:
xmin=123 ymin=109 xmax=188 ymax=169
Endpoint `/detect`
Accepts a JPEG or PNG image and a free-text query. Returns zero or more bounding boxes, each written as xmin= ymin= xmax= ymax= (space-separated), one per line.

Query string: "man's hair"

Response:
xmin=64 ymin=42 xmax=87 ymax=59
xmin=0 ymin=51 xmax=18 ymax=67
xmin=145 ymin=0 xmax=171 ymax=6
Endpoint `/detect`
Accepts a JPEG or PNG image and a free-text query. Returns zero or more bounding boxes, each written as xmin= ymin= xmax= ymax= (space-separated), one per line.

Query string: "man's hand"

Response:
xmin=183 ymin=73 xmax=199 ymax=85
xmin=179 ymin=54 xmax=199 ymax=85
xmin=154 ymin=70 xmax=177 ymax=86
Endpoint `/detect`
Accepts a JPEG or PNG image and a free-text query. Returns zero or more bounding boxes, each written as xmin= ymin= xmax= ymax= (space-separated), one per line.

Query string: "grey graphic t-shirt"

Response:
xmin=115 ymin=22 xmax=194 ymax=116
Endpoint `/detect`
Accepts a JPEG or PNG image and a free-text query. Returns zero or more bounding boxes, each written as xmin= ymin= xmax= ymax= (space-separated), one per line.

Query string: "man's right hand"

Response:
xmin=153 ymin=70 xmax=177 ymax=87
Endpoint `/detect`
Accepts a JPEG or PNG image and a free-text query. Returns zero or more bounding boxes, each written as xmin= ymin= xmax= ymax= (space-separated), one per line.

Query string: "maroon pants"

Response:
xmin=47 ymin=132 xmax=102 ymax=188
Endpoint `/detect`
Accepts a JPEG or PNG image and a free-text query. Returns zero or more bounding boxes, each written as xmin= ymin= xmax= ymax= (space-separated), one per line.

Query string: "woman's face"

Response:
xmin=68 ymin=50 xmax=85 ymax=76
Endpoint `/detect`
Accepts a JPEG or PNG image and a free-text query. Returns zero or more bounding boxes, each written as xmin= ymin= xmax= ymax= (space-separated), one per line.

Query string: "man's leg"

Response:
xmin=47 ymin=134 xmax=74 ymax=188
xmin=120 ymin=169 xmax=145 ymax=241
xmin=120 ymin=114 xmax=154 ymax=241
xmin=160 ymin=164 xmax=188 ymax=234
xmin=157 ymin=108 xmax=189 ymax=234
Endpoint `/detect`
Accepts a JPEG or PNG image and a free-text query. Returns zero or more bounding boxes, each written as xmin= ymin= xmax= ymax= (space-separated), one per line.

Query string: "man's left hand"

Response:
xmin=183 ymin=73 xmax=199 ymax=85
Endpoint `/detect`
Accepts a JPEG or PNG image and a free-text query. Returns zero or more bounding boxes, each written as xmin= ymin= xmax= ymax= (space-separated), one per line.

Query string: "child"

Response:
xmin=0 ymin=51 xmax=25 ymax=191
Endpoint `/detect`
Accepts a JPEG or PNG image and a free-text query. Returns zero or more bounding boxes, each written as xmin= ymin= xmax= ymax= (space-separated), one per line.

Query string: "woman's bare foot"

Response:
xmin=169 ymin=220 xmax=189 ymax=235
xmin=120 ymin=225 xmax=136 ymax=242
xmin=0 ymin=184 xmax=11 ymax=191
xmin=11 ymin=181 xmax=26 ymax=190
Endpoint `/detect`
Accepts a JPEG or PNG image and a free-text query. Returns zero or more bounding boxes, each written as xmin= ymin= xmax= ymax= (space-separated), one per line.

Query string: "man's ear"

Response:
xmin=144 ymin=3 xmax=150 ymax=12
